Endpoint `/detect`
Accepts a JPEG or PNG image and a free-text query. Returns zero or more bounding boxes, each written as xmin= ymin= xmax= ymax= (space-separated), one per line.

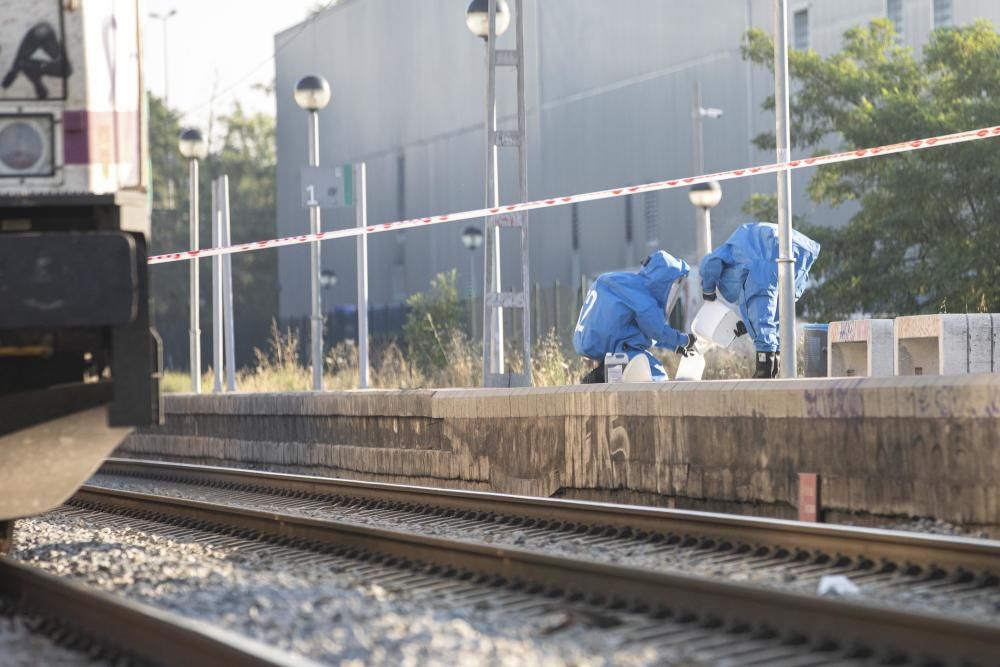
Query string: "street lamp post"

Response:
xmin=294 ymin=75 xmax=332 ymax=391
xmin=178 ymin=127 xmax=207 ymax=393
xmin=462 ymin=225 xmax=484 ymax=335
xmin=465 ymin=0 xmax=511 ymax=36
xmin=691 ymin=80 xmax=723 ymax=178
xmin=320 ymin=270 xmax=337 ymax=358
xmin=689 ymin=81 xmax=724 ymax=328
xmin=320 ymin=270 xmax=337 ymax=291
xmin=148 ymin=9 xmax=177 ymax=105
xmin=467 ymin=0 xmax=511 ymax=380
xmin=773 ymin=0 xmax=797 ymax=378
xmin=687 ymin=181 xmax=722 ymax=262
xmin=466 ymin=0 xmax=532 ymax=387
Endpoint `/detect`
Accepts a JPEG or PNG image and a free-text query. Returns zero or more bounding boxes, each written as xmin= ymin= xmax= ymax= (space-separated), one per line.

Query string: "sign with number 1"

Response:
xmin=300 ymin=165 xmax=353 ymax=208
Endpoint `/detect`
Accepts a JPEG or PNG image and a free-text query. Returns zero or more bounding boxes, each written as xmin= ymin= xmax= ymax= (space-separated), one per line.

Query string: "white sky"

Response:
xmin=143 ymin=0 xmax=320 ymax=129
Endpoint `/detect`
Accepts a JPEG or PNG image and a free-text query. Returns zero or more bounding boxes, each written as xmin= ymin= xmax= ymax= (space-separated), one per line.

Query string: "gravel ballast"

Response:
xmin=86 ymin=473 xmax=1000 ymax=624
xmin=12 ymin=510 xmax=711 ymax=667
xmin=0 ymin=612 xmax=112 ymax=666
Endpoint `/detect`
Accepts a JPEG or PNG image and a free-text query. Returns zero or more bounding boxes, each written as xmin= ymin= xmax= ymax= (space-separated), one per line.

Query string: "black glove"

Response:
xmin=676 ymin=333 xmax=698 ymax=357
xmin=734 ymin=320 xmax=748 ymax=337
xmin=702 ymin=290 xmax=717 ymax=302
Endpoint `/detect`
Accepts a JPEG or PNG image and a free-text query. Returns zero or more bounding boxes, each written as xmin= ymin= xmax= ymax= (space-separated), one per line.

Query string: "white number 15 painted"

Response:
xmin=575 ymin=289 xmax=597 ymax=332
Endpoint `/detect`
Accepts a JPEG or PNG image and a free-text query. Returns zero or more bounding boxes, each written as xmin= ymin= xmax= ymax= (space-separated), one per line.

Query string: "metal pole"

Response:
xmin=553 ymin=280 xmax=560 ymax=334
xmin=468 ymin=251 xmax=476 ymax=336
xmin=692 ymin=80 xmax=704 ymax=175
xmin=161 ymin=19 xmax=170 ymax=105
xmin=308 ymin=110 xmax=323 ymax=391
xmin=695 ymin=206 xmax=712 ymax=261
xmin=515 ymin=0 xmax=531 ymax=383
xmin=187 ymin=157 xmax=201 ymax=393
xmin=211 ymin=179 xmax=223 ymax=393
xmin=481 ymin=0 xmax=504 ymax=384
xmin=220 ymin=175 xmax=236 ymax=392
xmin=532 ymin=282 xmax=540 ymax=344
xmin=355 ymin=162 xmax=370 ymax=389
xmin=774 ymin=0 xmax=797 ymax=377
xmin=692 ymin=81 xmax=713 ymax=263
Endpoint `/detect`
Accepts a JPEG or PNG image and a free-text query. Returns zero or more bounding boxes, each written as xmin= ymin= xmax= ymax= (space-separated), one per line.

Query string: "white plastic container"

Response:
xmin=603 ymin=352 xmax=629 ymax=383
xmin=674 ymin=353 xmax=706 ymax=381
xmin=692 ymin=301 xmax=743 ymax=349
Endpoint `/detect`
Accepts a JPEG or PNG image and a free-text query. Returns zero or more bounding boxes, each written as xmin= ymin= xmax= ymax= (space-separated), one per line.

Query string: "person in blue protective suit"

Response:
xmin=573 ymin=250 xmax=698 ymax=384
xmin=700 ymin=222 xmax=821 ymax=379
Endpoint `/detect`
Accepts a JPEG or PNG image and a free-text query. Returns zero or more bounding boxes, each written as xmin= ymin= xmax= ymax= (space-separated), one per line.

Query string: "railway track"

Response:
xmin=92 ymin=459 xmax=1000 ymax=617
xmin=0 ymin=555 xmax=313 ymax=666
xmin=48 ymin=458 xmax=1000 ymax=665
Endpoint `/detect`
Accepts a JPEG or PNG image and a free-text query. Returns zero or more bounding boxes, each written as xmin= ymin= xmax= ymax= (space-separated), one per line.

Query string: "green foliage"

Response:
xmin=147 ymin=94 xmax=278 ymax=352
xmin=403 ymin=271 xmax=464 ymax=376
xmin=742 ymin=19 xmax=1000 ymax=319
xmin=148 ymin=96 xmax=187 ymax=213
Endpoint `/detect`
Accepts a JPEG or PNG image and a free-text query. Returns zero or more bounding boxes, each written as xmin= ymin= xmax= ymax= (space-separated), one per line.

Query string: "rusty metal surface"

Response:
xmin=70 ymin=483 xmax=1000 ymax=665
xmin=0 ymin=557 xmax=318 ymax=666
xmin=100 ymin=458 xmax=1000 ymax=575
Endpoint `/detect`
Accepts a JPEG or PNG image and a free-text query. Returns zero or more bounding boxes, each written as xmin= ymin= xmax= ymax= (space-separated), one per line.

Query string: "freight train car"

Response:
xmin=0 ymin=0 xmax=160 ymax=552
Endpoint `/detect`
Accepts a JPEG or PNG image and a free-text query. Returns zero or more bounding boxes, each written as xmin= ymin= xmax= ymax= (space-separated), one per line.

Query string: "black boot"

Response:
xmin=580 ymin=362 xmax=606 ymax=384
xmin=753 ymin=351 xmax=779 ymax=379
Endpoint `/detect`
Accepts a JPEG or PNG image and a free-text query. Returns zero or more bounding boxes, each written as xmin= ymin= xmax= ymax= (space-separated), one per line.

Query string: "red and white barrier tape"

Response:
xmin=149 ymin=124 xmax=1000 ymax=265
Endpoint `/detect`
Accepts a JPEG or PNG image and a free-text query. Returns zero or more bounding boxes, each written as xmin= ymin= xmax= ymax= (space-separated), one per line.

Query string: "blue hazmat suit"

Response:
xmin=573 ymin=250 xmax=690 ymax=379
xmin=699 ymin=222 xmax=820 ymax=353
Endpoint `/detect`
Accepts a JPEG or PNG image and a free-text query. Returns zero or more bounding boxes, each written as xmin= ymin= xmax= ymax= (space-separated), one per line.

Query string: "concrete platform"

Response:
xmin=116 ymin=375 xmax=1000 ymax=534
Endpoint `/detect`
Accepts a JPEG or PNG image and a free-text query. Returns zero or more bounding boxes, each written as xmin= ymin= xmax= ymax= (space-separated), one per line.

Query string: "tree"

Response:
xmin=207 ymin=102 xmax=278 ymax=333
xmin=146 ymin=94 xmax=278 ymax=369
xmin=743 ymin=19 xmax=1000 ymax=319
xmin=147 ymin=95 xmax=189 ymax=332
xmin=403 ymin=271 xmax=463 ymax=376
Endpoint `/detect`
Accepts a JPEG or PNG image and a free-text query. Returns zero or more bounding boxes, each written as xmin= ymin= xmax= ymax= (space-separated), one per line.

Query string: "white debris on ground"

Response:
xmin=0 ymin=613 xmax=110 ymax=666
xmin=816 ymin=575 xmax=861 ymax=597
xmin=12 ymin=512 xmax=712 ymax=667
xmin=87 ymin=474 xmax=1000 ymax=624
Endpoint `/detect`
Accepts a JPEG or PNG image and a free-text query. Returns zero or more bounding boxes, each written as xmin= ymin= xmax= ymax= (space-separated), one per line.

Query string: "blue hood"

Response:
xmin=639 ymin=250 xmax=690 ymax=309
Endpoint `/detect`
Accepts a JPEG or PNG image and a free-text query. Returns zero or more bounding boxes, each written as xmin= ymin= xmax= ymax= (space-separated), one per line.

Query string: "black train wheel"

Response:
xmin=0 ymin=520 xmax=14 ymax=555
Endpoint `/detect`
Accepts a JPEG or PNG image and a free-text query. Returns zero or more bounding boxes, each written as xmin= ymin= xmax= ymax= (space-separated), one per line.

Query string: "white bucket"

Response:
xmin=674 ymin=353 xmax=706 ymax=381
xmin=692 ymin=301 xmax=743 ymax=349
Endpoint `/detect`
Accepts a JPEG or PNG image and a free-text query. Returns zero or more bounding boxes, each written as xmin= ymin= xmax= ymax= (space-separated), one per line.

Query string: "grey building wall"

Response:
xmin=274 ymin=0 xmax=1000 ymax=319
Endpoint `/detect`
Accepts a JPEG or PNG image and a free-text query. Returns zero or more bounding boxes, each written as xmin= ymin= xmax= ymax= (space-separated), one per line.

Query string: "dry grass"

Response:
xmin=161 ymin=322 xmax=793 ymax=393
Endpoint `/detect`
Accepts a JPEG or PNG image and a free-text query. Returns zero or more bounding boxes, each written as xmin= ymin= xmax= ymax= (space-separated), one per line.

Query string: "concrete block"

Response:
xmin=894 ymin=314 xmax=998 ymax=376
xmin=827 ymin=319 xmax=894 ymax=377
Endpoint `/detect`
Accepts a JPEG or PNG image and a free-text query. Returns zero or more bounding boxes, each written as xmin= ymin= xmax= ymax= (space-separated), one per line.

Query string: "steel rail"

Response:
xmin=70 ymin=484 xmax=1000 ymax=665
xmin=99 ymin=458 xmax=1000 ymax=574
xmin=0 ymin=557 xmax=318 ymax=667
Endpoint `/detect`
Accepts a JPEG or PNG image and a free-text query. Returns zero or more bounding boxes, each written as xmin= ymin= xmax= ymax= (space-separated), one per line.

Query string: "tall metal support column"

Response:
xmin=210 ymin=179 xmax=223 ymax=394
xmin=308 ymin=110 xmax=324 ymax=391
xmin=219 ymin=175 xmax=236 ymax=392
xmin=773 ymin=0 xmax=797 ymax=377
xmin=692 ymin=81 xmax=712 ymax=261
xmin=187 ymin=157 xmax=201 ymax=393
xmin=481 ymin=0 xmax=531 ymax=387
xmin=355 ymin=162 xmax=370 ymax=389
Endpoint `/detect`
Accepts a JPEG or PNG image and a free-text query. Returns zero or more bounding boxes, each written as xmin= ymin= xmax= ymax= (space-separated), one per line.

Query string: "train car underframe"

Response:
xmin=0 ymin=197 xmax=161 ymax=552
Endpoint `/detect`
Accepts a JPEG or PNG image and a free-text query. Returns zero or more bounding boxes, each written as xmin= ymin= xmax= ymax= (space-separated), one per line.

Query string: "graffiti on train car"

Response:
xmin=0 ymin=1 xmax=71 ymax=100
